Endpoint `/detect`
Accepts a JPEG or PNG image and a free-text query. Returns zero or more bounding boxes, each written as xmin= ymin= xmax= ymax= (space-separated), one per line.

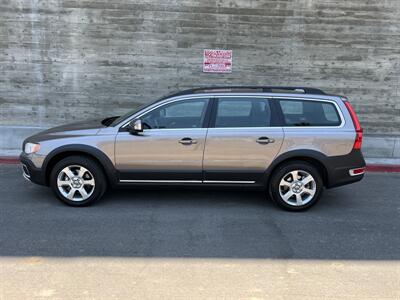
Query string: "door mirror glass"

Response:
xmin=128 ymin=119 xmax=143 ymax=134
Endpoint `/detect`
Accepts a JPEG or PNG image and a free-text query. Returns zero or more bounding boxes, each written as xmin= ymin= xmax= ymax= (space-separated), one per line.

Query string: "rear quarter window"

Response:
xmin=278 ymin=99 xmax=341 ymax=127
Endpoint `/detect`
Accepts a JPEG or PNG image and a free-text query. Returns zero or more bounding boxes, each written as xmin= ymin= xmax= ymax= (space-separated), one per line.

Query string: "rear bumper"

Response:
xmin=325 ymin=150 xmax=366 ymax=188
xmin=20 ymin=153 xmax=47 ymax=186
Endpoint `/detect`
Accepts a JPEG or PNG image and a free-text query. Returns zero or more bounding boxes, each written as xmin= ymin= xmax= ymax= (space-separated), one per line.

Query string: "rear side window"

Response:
xmin=215 ymin=97 xmax=271 ymax=128
xmin=278 ymin=99 xmax=341 ymax=127
xmin=218 ymin=100 xmax=252 ymax=117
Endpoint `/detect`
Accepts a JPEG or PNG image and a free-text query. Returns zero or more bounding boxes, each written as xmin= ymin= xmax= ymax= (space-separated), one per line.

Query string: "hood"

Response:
xmin=33 ymin=118 xmax=105 ymax=138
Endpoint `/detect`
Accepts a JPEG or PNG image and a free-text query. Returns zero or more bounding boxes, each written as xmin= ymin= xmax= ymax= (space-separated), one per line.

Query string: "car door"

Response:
xmin=115 ymin=98 xmax=211 ymax=182
xmin=203 ymin=96 xmax=284 ymax=183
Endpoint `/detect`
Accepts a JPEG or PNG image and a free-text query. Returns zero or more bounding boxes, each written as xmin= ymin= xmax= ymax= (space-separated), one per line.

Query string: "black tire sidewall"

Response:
xmin=269 ymin=161 xmax=323 ymax=211
xmin=50 ymin=156 xmax=107 ymax=206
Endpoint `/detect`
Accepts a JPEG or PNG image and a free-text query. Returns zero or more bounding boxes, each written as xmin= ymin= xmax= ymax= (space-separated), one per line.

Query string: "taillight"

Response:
xmin=344 ymin=101 xmax=363 ymax=150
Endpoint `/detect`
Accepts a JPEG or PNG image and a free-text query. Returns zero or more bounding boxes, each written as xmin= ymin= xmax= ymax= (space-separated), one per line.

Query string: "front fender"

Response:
xmin=42 ymin=144 xmax=118 ymax=187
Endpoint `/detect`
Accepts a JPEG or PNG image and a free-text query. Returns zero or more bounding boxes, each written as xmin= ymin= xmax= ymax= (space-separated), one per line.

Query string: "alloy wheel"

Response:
xmin=57 ymin=165 xmax=95 ymax=201
xmin=278 ymin=170 xmax=316 ymax=206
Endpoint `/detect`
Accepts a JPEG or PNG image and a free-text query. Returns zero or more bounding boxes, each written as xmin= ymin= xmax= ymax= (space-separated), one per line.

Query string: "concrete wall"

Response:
xmin=1 ymin=0 xmax=399 ymax=134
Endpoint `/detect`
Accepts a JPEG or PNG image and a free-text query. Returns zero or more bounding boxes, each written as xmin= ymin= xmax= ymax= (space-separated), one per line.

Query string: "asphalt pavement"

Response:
xmin=0 ymin=164 xmax=399 ymax=299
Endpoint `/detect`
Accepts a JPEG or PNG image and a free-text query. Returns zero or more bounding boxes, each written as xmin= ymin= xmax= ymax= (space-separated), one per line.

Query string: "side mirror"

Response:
xmin=128 ymin=119 xmax=143 ymax=134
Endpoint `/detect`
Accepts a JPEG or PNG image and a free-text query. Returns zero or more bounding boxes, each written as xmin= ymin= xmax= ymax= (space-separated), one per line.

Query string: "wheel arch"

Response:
xmin=43 ymin=145 xmax=117 ymax=186
xmin=261 ymin=150 xmax=329 ymax=188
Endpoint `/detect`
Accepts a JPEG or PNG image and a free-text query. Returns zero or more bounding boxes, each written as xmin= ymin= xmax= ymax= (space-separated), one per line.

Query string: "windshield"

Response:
xmin=109 ymin=99 xmax=160 ymax=126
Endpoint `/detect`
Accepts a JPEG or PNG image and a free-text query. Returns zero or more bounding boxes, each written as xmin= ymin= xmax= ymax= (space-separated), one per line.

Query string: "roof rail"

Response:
xmin=163 ymin=86 xmax=326 ymax=99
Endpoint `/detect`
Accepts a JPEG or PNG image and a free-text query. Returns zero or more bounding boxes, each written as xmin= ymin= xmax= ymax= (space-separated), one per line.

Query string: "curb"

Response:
xmin=365 ymin=164 xmax=400 ymax=173
xmin=1 ymin=156 xmax=400 ymax=173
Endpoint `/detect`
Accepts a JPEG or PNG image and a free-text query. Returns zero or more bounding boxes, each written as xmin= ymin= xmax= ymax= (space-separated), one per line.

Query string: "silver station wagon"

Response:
xmin=20 ymin=86 xmax=365 ymax=211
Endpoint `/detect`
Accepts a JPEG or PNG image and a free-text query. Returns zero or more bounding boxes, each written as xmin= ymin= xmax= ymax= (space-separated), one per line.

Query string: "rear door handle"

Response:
xmin=256 ymin=137 xmax=275 ymax=144
xmin=179 ymin=137 xmax=197 ymax=145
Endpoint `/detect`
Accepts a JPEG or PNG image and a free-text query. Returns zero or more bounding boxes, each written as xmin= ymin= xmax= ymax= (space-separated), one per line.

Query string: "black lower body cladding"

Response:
xmin=325 ymin=150 xmax=366 ymax=188
xmin=20 ymin=154 xmax=46 ymax=186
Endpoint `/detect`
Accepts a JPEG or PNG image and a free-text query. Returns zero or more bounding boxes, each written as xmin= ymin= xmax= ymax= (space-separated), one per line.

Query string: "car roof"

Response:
xmin=160 ymin=86 xmax=342 ymax=102
xmin=162 ymin=86 xmax=325 ymax=97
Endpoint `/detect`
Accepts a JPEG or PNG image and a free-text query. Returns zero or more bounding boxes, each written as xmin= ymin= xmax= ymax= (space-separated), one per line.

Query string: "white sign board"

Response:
xmin=203 ymin=49 xmax=232 ymax=73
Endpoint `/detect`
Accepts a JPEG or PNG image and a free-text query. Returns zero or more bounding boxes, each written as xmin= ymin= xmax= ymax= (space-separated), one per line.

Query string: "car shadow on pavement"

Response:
xmin=1 ymin=164 xmax=399 ymax=260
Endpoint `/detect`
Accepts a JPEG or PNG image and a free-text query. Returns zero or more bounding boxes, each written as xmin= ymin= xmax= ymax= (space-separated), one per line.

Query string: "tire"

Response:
xmin=269 ymin=161 xmax=323 ymax=211
xmin=50 ymin=156 xmax=107 ymax=206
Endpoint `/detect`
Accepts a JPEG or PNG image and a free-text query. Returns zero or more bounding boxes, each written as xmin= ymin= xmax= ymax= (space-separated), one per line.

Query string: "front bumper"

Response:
xmin=20 ymin=153 xmax=47 ymax=186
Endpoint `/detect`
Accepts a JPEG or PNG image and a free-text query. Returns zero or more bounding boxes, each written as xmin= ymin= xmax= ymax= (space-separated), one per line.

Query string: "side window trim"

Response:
xmin=270 ymin=98 xmax=285 ymax=127
xmin=203 ymin=97 xmax=216 ymax=128
xmin=271 ymin=97 xmax=345 ymax=128
xmin=208 ymin=97 xmax=218 ymax=128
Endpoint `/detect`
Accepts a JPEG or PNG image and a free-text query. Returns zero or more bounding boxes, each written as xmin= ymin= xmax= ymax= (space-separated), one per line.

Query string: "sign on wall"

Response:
xmin=203 ymin=49 xmax=232 ymax=73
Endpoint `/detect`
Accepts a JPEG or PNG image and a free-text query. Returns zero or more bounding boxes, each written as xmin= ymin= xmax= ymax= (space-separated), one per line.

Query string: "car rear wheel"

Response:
xmin=50 ymin=156 xmax=107 ymax=206
xmin=269 ymin=161 xmax=323 ymax=211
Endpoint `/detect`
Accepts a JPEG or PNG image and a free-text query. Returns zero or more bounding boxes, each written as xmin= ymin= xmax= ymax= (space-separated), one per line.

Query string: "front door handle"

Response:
xmin=179 ymin=137 xmax=197 ymax=145
xmin=256 ymin=137 xmax=275 ymax=144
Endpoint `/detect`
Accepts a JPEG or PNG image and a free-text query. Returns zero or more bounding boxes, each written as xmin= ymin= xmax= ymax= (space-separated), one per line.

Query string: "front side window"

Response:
xmin=214 ymin=97 xmax=271 ymax=128
xmin=278 ymin=99 xmax=341 ymax=126
xmin=141 ymin=98 xmax=209 ymax=129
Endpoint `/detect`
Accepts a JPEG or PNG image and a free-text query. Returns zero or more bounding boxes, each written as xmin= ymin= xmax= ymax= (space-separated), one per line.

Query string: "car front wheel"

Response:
xmin=50 ymin=156 xmax=107 ymax=206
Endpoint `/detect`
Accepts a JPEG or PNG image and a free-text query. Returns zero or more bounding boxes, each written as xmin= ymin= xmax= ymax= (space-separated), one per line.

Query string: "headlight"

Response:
xmin=24 ymin=142 xmax=41 ymax=154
